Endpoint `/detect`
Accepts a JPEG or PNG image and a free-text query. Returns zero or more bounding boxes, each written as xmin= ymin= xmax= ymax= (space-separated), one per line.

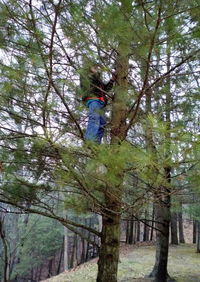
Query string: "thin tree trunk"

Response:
xmin=92 ymin=235 xmax=98 ymax=258
xmin=85 ymin=239 xmax=90 ymax=261
xmin=62 ymin=192 xmax=69 ymax=271
xmin=31 ymin=268 xmax=34 ymax=282
xmin=178 ymin=209 xmax=185 ymax=244
xmin=0 ymin=219 xmax=10 ymax=282
xmin=57 ymin=242 xmax=64 ymax=274
xmin=38 ymin=265 xmax=43 ymax=281
xmin=134 ymin=220 xmax=137 ymax=243
xmin=48 ymin=258 xmax=53 ymax=278
xmin=137 ymin=219 xmax=140 ymax=242
xmin=193 ymin=219 xmax=197 ymax=244
xmin=70 ymin=234 xmax=77 ymax=268
xmin=126 ymin=220 xmax=129 ymax=244
xmin=63 ymin=227 xmax=69 ymax=270
xmin=128 ymin=215 xmax=134 ymax=244
xmin=10 ymin=212 xmax=29 ymax=281
xmin=197 ymin=221 xmax=200 ymax=253
xmin=85 ymin=218 xmax=92 ymax=261
xmin=143 ymin=209 xmax=150 ymax=242
xmin=8 ymin=214 xmax=19 ymax=279
xmin=150 ymin=205 xmax=155 ymax=241
xmin=171 ymin=212 xmax=178 ymax=245
xmin=80 ymin=237 xmax=86 ymax=264
xmin=75 ymin=234 xmax=79 ymax=266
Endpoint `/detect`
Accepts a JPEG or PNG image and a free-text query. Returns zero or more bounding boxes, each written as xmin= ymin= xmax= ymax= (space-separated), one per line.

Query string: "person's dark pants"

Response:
xmin=85 ymin=100 xmax=106 ymax=144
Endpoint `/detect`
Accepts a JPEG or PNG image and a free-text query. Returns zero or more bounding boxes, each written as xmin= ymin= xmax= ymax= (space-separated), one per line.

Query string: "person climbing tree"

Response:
xmin=80 ymin=63 xmax=117 ymax=144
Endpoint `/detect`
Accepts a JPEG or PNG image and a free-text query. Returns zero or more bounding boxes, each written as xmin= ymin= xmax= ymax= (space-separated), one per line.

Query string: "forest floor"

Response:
xmin=41 ymin=244 xmax=200 ymax=282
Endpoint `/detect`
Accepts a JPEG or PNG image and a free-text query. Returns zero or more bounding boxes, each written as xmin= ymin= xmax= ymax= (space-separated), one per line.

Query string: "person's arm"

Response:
xmin=104 ymin=72 xmax=117 ymax=92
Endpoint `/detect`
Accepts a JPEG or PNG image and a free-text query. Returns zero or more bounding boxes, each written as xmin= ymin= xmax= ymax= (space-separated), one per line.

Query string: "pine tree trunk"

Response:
xmin=97 ymin=211 xmax=121 ymax=282
xmin=80 ymin=237 xmax=85 ymax=264
xmin=91 ymin=232 xmax=98 ymax=259
xmin=85 ymin=240 xmax=90 ymax=261
xmin=38 ymin=265 xmax=43 ymax=281
xmin=150 ymin=206 xmax=155 ymax=241
xmin=92 ymin=235 xmax=96 ymax=258
xmin=96 ymin=1 xmax=132 ymax=280
xmin=148 ymin=79 xmax=173 ymax=278
xmin=149 ymin=194 xmax=171 ymax=281
xmin=48 ymin=258 xmax=53 ymax=278
xmin=64 ymin=227 xmax=69 ymax=270
xmin=137 ymin=219 xmax=140 ymax=242
xmin=0 ymin=219 xmax=10 ymax=282
xmin=143 ymin=209 xmax=150 ymax=241
xmin=31 ymin=268 xmax=34 ymax=282
xmin=85 ymin=235 xmax=91 ymax=261
xmin=197 ymin=221 xmax=200 ymax=253
xmin=57 ymin=244 xmax=63 ymax=274
xmin=178 ymin=210 xmax=185 ymax=244
xmin=9 ymin=215 xmax=19 ymax=278
xmin=171 ymin=212 xmax=178 ymax=245
xmin=128 ymin=215 xmax=134 ymax=244
xmin=149 ymin=24 xmax=174 ymax=281
xmin=85 ymin=218 xmax=92 ymax=261
xmin=70 ymin=234 xmax=77 ymax=268
xmin=134 ymin=220 xmax=137 ymax=243
xmin=126 ymin=220 xmax=129 ymax=244
xmin=193 ymin=219 xmax=197 ymax=244
xmin=75 ymin=234 xmax=78 ymax=266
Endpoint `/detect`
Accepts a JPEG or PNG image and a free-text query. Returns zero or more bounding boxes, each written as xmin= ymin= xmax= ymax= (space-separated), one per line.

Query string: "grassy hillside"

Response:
xmin=42 ymin=244 xmax=200 ymax=282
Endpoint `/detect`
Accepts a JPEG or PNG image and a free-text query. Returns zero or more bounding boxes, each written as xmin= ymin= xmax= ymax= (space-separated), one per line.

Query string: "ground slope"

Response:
xmin=42 ymin=244 xmax=200 ymax=282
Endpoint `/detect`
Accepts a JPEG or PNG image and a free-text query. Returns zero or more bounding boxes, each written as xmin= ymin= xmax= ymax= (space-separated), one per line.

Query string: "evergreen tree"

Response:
xmin=0 ymin=0 xmax=199 ymax=281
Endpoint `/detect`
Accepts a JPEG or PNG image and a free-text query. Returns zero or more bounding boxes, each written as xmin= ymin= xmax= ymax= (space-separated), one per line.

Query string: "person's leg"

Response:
xmin=97 ymin=109 xmax=106 ymax=144
xmin=85 ymin=100 xmax=103 ymax=143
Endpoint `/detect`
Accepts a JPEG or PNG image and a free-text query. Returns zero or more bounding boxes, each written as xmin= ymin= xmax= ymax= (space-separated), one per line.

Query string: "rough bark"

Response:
xmin=97 ymin=211 xmax=121 ymax=282
xmin=171 ymin=212 xmax=178 ymax=245
xmin=96 ymin=1 xmax=132 ymax=281
xmin=149 ymin=194 xmax=171 ymax=281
